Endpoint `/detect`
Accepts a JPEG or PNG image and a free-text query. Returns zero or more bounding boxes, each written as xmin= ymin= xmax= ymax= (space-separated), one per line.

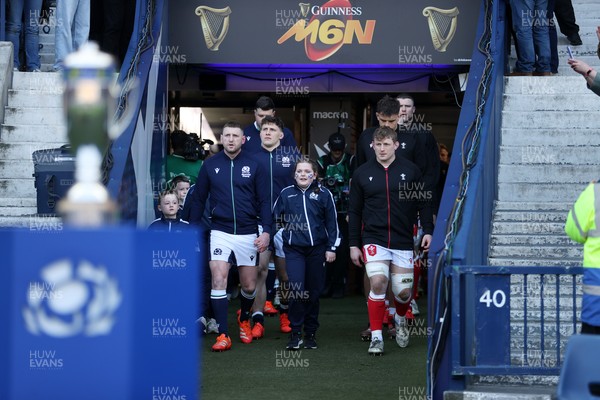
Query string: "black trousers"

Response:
xmin=581 ymin=322 xmax=600 ymax=335
xmin=554 ymin=0 xmax=579 ymax=38
xmin=101 ymin=0 xmax=136 ymax=66
xmin=324 ymin=214 xmax=349 ymax=296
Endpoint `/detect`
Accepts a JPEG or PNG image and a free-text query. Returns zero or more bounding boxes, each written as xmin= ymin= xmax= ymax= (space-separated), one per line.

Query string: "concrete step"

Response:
xmin=475 ymin=376 xmax=559 ymax=387
xmin=0 ymin=124 xmax=67 ymax=143
xmin=0 ymin=159 xmax=35 ymax=179
xmin=38 ymin=42 xmax=55 ymax=54
xmin=492 ymin=210 xmax=568 ymax=223
xmin=40 ymin=65 xmax=57 ymax=73
xmin=1 ymin=178 xmax=36 ymax=197
xmin=12 ymin=71 xmax=63 ymax=90
xmin=493 ymin=201 xmax=573 ymax=212
xmin=488 ymin=258 xmax=581 ymax=267
xmin=0 ymin=198 xmax=39 ymax=217
xmin=0 ymin=198 xmax=37 ymax=208
xmin=501 ymin=110 xmax=600 ymax=129
xmin=491 ymin=220 xmax=567 ymax=235
xmin=445 ymin=389 xmax=553 ymax=400
xmin=4 ymin=106 xmax=66 ymax=126
xmin=0 ymin=142 xmax=68 ymax=160
xmin=503 ymin=76 xmax=595 ymax=94
xmin=490 ymin=234 xmax=578 ymax=247
xmin=575 ymin=2 xmax=600 ymax=12
xmin=8 ymin=89 xmax=63 ymax=108
xmin=556 ymin=44 xmax=598 ymax=57
xmin=0 ymin=205 xmax=37 ymax=216
xmin=503 ymin=93 xmax=600 ymax=110
xmin=39 ymin=33 xmax=55 ymax=45
xmin=499 ymin=145 xmax=600 ymax=165
xmin=509 ymin=43 xmax=597 ymax=58
xmin=0 ymin=215 xmax=63 ymax=229
xmin=500 ymin=128 xmax=600 ymax=146
xmin=556 ymin=65 xmax=597 ymax=75
xmin=489 ymin=245 xmax=582 ymax=259
xmin=497 ymin=182 xmax=586 ymax=202
xmin=498 ymin=164 xmax=599 ymax=183
xmin=40 ymin=53 xmax=55 ymax=67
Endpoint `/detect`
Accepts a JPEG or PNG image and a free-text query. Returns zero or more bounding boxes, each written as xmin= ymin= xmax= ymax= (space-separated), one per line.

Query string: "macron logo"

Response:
xmin=215 ymin=168 xmax=220 ymax=174
xmin=369 ymin=177 xmax=373 ymax=181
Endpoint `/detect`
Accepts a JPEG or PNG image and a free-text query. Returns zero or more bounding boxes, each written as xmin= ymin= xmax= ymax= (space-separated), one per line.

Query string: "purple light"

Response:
xmin=198 ymin=63 xmax=468 ymax=71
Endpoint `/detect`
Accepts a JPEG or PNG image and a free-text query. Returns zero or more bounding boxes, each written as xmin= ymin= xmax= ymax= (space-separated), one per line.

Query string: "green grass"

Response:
xmin=199 ymin=295 xmax=428 ymax=399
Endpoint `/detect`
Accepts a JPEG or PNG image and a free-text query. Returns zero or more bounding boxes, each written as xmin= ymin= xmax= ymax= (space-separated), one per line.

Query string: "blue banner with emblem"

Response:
xmin=0 ymin=228 xmax=200 ymax=400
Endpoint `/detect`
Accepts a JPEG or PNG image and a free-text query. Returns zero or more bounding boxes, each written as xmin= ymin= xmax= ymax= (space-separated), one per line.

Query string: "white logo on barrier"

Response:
xmin=23 ymin=259 xmax=122 ymax=337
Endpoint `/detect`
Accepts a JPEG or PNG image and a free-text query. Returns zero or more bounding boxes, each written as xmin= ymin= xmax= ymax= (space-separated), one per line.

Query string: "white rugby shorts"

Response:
xmin=210 ymin=230 xmax=258 ymax=266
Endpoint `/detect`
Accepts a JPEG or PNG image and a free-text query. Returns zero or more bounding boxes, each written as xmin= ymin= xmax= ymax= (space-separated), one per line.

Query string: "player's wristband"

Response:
xmin=586 ymin=69 xmax=593 ymax=77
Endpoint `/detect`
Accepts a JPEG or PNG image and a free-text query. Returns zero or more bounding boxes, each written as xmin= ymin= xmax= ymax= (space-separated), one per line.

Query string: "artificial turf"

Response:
xmin=199 ymin=294 xmax=428 ymax=399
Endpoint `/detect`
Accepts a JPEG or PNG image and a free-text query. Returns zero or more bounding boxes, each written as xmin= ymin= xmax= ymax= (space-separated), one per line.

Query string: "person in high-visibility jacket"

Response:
xmin=565 ymin=180 xmax=600 ymax=334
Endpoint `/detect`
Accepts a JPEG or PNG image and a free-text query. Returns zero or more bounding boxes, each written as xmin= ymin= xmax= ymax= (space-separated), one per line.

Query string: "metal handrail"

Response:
xmin=451 ymin=265 xmax=584 ymax=376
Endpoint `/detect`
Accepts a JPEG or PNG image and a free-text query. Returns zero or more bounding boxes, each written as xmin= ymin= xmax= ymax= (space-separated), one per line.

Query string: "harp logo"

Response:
xmin=277 ymin=0 xmax=375 ymax=61
xmin=422 ymin=6 xmax=459 ymax=52
xmin=195 ymin=5 xmax=232 ymax=51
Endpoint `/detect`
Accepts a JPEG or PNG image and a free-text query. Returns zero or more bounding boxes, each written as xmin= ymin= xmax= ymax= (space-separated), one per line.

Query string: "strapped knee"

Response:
xmin=391 ymin=273 xmax=413 ymax=302
xmin=365 ymin=262 xmax=389 ymax=279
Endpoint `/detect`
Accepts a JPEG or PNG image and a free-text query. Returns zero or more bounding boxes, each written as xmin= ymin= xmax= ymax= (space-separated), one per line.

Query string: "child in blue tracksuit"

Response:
xmin=273 ymin=160 xmax=340 ymax=350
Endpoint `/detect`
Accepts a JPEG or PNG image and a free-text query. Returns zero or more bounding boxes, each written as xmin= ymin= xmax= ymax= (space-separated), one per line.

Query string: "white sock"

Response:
xmin=371 ymin=330 xmax=383 ymax=341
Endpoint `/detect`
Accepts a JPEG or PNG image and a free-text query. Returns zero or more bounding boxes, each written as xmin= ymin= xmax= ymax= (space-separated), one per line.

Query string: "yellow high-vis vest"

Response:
xmin=565 ymin=181 xmax=600 ymax=327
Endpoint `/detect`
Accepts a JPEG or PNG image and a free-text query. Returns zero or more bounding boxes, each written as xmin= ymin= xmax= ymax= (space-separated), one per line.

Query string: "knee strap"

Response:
xmin=391 ymin=272 xmax=413 ymax=300
xmin=365 ymin=262 xmax=389 ymax=278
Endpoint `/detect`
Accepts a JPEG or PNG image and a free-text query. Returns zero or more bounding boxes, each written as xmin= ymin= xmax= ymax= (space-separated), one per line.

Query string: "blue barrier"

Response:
xmin=0 ymin=228 xmax=200 ymax=399
xmin=427 ymin=0 xmax=508 ymax=397
xmin=1 ymin=0 xmax=5 ymax=42
xmin=451 ymin=266 xmax=583 ymax=376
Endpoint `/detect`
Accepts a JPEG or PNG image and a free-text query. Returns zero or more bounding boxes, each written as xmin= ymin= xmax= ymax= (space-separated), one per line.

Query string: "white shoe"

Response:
xmin=395 ymin=316 xmax=410 ymax=348
xmin=196 ymin=316 xmax=208 ymax=334
xmin=410 ymin=299 xmax=420 ymax=316
xmin=368 ymin=338 xmax=384 ymax=355
xmin=206 ymin=318 xmax=219 ymax=334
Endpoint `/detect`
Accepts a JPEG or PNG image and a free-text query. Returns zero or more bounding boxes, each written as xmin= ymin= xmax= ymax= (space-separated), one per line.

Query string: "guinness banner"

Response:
xmin=168 ymin=0 xmax=478 ymax=65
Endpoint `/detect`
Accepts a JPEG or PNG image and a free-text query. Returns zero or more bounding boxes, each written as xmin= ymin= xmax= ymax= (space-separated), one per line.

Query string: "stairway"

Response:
xmin=493 ymin=0 xmax=600 ymax=268
xmin=0 ymin=71 xmax=67 ymax=227
xmin=489 ymin=74 xmax=600 ymax=268
xmin=461 ymin=1 xmax=600 ymax=397
xmin=0 ymin=5 xmax=67 ymax=227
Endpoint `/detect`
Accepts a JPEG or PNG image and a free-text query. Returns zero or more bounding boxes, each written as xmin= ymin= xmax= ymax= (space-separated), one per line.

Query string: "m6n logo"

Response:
xmin=277 ymin=0 xmax=376 ymax=61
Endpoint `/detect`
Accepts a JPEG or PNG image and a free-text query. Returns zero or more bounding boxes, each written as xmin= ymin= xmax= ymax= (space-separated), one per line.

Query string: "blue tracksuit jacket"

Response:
xmin=253 ymin=145 xmax=302 ymax=210
xmin=273 ymin=181 xmax=340 ymax=251
xmin=187 ymin=150 xmax=272 ymax=236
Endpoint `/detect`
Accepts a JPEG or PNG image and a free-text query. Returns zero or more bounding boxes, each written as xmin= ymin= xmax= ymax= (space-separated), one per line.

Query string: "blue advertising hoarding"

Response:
xmin=0 ymin=228 xmax=200 ymax=400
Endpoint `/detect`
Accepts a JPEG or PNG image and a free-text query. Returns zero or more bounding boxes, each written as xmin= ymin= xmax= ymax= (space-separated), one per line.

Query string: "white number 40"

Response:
xmin=479 ymin=289 xmax=506 ymax=308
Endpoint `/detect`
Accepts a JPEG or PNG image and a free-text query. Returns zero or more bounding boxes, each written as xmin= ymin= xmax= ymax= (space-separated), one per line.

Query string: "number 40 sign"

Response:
xmin=473 ymin=274 xmax=510 ymax=365
xmin=479 ymin=288 xmax=507 ymax=308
